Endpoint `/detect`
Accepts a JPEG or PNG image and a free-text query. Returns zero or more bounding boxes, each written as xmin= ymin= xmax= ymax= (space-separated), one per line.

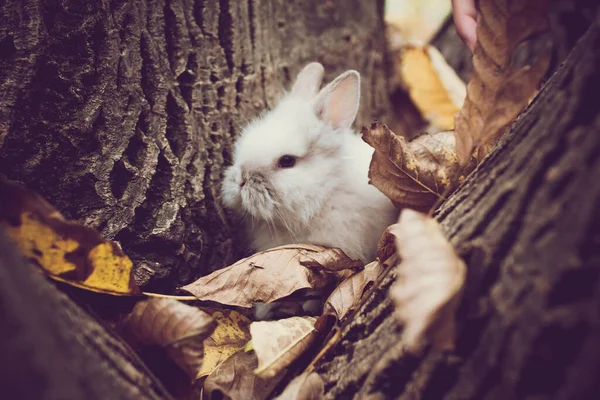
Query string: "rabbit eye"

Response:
xmin=277 ymin=155 xmax=296 ymax=168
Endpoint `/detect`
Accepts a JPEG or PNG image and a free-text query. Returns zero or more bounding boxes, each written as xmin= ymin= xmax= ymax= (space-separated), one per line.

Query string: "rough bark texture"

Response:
xmin=314 ymin=10 xmax=600 ymax=400
xmin=0 ymin=228 xmax=171 ymax=400
xmin=0 ymin=0 xmax=391 ymax=292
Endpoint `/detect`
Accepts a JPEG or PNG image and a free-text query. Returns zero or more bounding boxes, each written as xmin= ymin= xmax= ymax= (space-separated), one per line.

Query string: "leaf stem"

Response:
xmin=142 ymin=291 xmax=198 ymax=301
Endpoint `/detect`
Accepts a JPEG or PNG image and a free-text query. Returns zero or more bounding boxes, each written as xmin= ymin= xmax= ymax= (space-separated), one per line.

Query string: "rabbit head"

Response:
xmin=221 ymin=62 xmax=361 ymax=229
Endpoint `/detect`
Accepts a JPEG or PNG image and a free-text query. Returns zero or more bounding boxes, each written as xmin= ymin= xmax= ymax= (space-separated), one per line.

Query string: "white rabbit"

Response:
xmin=221 ymin=62 xmax=398 ymax=262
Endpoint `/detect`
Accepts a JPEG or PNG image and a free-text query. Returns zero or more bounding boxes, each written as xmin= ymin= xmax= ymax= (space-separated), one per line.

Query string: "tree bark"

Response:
xmin=0 ymin=228 xmax=172 ymax=399
xmin=0 ymin=0 xmax=391 ymax=292
xmin=313 ymin=9 xmax=600 ymax=400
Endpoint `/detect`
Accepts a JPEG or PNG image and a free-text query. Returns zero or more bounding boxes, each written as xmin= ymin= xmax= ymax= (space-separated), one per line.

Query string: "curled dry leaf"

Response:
xmin=454 ymin=0 xmax=552 ymax=164
xmin=198 ymin=308 xmax=253 ymax=379
xmin=324 ymin=261 xmax=384 ymax=321
xmin=376 ymin=223 xmax=402 ymax=264
xmin=389 ymin=209 xmax=466 ymax=352
xmin=125 ymin=299 xmax=216 ymax=377
xmin=274 ymin=372 xmax=324 ymax=400
xmin=251 ymin=316 xmax=318 ymax=379
xmin=400 ymin=44 xmax=466 ymax=130
xmin=0 ymin=177 xmax=140 ymax=295
xmin=203 ymin=350 xmax=285 ymax=400
xmin=363 ymin=121 xmax=474 ymax=212
xmin=182 ymin=245 xmax=357 ymax=308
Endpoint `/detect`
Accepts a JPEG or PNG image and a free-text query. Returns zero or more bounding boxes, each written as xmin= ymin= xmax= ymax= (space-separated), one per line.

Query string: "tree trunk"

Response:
xmin=4 ymin=1 xmax=600 ymax=400
xmin=313 ymin=9 xmax=600 ymax=400
xmin=0 ymin=228 xmax=172 ymax=399
xmin=0 ymin=0 xmax=391 ymax=292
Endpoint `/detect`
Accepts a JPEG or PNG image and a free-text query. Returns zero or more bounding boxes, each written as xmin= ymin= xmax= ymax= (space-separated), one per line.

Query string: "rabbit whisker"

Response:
xmin=275 ymin=208 xmax=299 ymax=244
xmin=264 ymin=214 xmax=277 ymax=241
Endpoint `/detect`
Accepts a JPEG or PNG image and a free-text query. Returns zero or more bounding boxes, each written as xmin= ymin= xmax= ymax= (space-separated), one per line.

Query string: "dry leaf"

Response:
xmin=385 ymin=24 xmax=430 ymax=141
xmin=198 ymin=308 xmax=253 ymax=379
xmin=389 ymin=209 xmax=466 ymax=352
xmin=324 ymin=261 xmax=384 ymax=321
xmin=203 ymin=350 xmax=285 ymax=400
xmin=182 ymin=245 xmax=356 ymax=308
xmin=299 ymin=247 xmax=363 ymax=272
xmin=400 ymin=44 xmax=466 ymax=130
xmin=454 ymin=0 xmax=552 ymax=164
xmin=124 ymin=299 xmax=216 ymax=377
xmin=126 ymin=299 xmax=216 ymax=345
xmin=376 ymin=224 xmax=400 ymax=264
xmin=363 ymin=121 xmax=474 ymax=212
xmin=385 ymin=0 xmax=451 ymax=44
xmin=0 ymin=177 xmax=140 ymax=295
xmin=274 ymin=372 xmax=324 ymax=400
xmin=251 ymin=316 xmax=318 ymax=379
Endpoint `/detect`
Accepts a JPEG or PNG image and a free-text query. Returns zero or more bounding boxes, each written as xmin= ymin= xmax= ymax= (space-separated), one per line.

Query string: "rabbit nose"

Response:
xmin=239 ymin=178 xmax=246 ymax=188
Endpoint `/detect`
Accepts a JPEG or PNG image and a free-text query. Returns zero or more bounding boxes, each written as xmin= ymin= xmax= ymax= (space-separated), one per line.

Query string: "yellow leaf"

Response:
xmin=82 ymin=243 xmax=137 ymax=294
xmin=454 ymin=0 xmax=551 ymax=164
xmin=197 ymin=308 xmax=252 ymax=379
xmin=251 ymin=316 xmax=318 ymax=379
xmin=401 ymin=44 xmax=466 ymax=130
xmin=0 ymin=177 xmax=140 ymax=295
xmin=7 ymin=212 xmax=79 ymax=276
xmin=385 ymin=0 xmax=451 ymax=44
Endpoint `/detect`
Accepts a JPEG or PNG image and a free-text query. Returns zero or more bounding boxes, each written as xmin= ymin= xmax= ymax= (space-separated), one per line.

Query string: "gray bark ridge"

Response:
xmin=315 ymin=11 xmax=600 ymax=400
xmin=0 ymin=0 xmax=390 ymax=291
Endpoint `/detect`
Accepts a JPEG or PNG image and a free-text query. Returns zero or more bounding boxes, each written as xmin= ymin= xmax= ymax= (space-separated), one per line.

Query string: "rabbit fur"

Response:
xmin=221 ymin=62 xmax=398 ymax=262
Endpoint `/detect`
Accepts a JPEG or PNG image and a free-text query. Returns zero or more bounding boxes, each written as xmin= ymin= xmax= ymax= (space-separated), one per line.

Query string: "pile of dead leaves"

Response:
xmin=0 ymin=0 xmax=552 ymax=398
xmin=0 ymin=173 xmax=470 ymax=399
xmin=0 ymin=177 xmax=385 ymax=399
xmin=1 ymin=175 xmax=466 ymax=399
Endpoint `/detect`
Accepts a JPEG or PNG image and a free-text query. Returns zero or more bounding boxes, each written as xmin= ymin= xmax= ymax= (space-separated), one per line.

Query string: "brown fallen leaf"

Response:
xmin=299 ymin=247 xmax=363 ymax=272
xmin=363 ymin=121 xmax=474 ymax=212
xmin=388 ymin=209 xmax=466 ymax=353
xmin=274 ymin=372 xmax=324 ymax=400
xmin=182 ymin=245 xmax=356 ymax=308
xmin=0 ymin=177 xmax=140 ymax=295
xmin=197 ymin=308 xmax=253 ymax=379
xmin=400 ymin=44 xmax=466 ymax=130
xmin=124 ymin=299 xmax=216 ymax=377
xmin=376 ymin=224 xmax=399 ymax=264
xmin=203 ymin=350 xmax=285 ymax=400
xmin=454 ymin=0 xmax=552 ymax=164
xmin=251 ymin=316 xmax=318 ymax=379
xmin=323 ymin=261 xmax=384 ymax=321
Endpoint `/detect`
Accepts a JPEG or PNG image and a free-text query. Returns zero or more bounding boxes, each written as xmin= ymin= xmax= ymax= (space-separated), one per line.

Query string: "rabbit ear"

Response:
xmin=291 ymin=62 xmax=325 ymax=100
xmin=314 ymin=70 xmax=360 ymax=130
